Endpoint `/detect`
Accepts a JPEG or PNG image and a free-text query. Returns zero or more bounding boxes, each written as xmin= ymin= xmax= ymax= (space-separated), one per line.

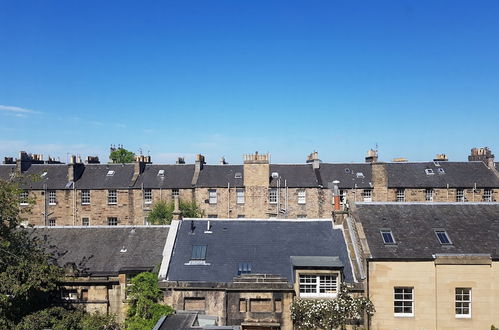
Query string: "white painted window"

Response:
xmin=108 ymin=190 xmax=117 ymax=205
xmin=483 ymin=189 xmax=492 ymax=202
xmin=363 ymin=189 xmax=372 ymax=202
xmin=269 ymin=188 xmax=278 ymax=204
xmin=107 ymin=217 xmax=118 ymax=226
xmin=456 ymin=189 xmax=465 ymax=202
xmin=208 ymin=189 xmax=217 ymax=204
xmin=144 ymin=189 xmax=152 ymax=204
xmin=455 ymin=288 xmax=471 ymax=318
xmin=48 ymin=190 xmax=57 ymax=205
xmin=19 ymin=190 xmax=29 ymax=205
xmin=299 ymin=274 xmax=338 ymax=298
xmin=396 ymin=188 xmax=405 ymax=202
xmin=236 ymin=188 xmax=245 ymax=204
xmin=394 ymin=287 xmax=414 ymax=317
xmin=81 ymin=190 xmax=90 ymax=205
xmin=425 ymin=189 xmax=433 ymax=202
xmin=297 ymin=189 xmax=306 ymax=204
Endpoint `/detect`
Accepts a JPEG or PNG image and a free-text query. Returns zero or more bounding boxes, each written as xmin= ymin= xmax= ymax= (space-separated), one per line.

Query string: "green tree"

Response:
xmin=147 ymin=200 xmax=204 ymax=225
xmin=109 ymin=146 xmax=135 ymax=163
xmin=0 ymin=179 xmax=63 ymax=327
xmin=124 ymin=272 xmax=173 ymax=330
xmin=291 ymin=285 xmax=375 ymax=330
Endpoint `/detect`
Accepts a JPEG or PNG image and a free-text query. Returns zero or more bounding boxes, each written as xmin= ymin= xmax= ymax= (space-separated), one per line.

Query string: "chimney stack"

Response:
xmin=306 ymin=151 xmax=321 ymax=169
xmin=433 ymin=154 xmax=448 ymax=162
xmin=67 ymin=156 xmax=84 ymax=182
xmin=3 ymin=157 xmax=15 ymax=164
xmin=468 ymin=147 xmax=495 ymax=168
xmin=176 ymin=157 xmax=185 ymax=164
xmin=86 ymin=156 xmax=100 ymax=164
xmin=220 ymin=157 xmax=228 ymax=165
xmin=191 ymin=154 xmax=206 ymax=185
xmin=173 ymin=195 xmax=182 ymax=220
xmin=365 ymin=149 xmax=378 ymax=163
xmin=331 ymin=180 xmax=341 ymax=211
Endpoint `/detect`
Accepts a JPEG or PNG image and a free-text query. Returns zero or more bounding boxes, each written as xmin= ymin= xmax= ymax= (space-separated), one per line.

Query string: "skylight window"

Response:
xmin=191 ymin=245 xmax=207 ymax=260
xmin=234 ymin=172 xmax=242 ymax=179
xmin=425 ymin=169 xmax=434 ymax=175
xmin=434 ymin=161 xmax=441 ymax=167
xmin=438 ymin=168 xmax=445 ymax=174
xmin=106 ymin=170 xmax=115 ymax=176
xmin=41 ymin=171 xmax=48 ymax=178
xmin=158 ymin=169 xmax=165 ymax=177
xmin=435 ymin=230 xmax=452 ymax=245
xmin=380 ymin=229 xmax=396 ymax=244
xmin=238 ymin=262 xmax=252 ymax=275
xmin=356 ymin=172 xmax=364 ymax=178
xmin=344 ymin=168 xmax=351 ymax=174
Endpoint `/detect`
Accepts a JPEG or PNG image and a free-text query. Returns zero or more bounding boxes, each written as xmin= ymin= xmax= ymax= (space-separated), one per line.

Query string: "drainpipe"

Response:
xmin=285 ymin=180 xmax=288 ymax=217
xmin=227 ymin=182 xmax=230 ymax=218
xmin=73 ymin=184 xmax=76 ymax=226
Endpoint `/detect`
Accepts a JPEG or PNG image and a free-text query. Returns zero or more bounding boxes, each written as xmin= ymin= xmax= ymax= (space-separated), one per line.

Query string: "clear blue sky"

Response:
xmin=1 ymin=0 xmax=498 ymax=164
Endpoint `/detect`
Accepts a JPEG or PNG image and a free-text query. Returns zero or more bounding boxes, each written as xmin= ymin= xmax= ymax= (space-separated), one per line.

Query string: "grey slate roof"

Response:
xmin=353 ymin=203 xmax=499 ymax=260
xmin=133 ymin=164 xmax=195 ymax=189
xmin=167 ymin=220 xmax=353 ymax=283
xmin=269 ymin=164 xmax=319 ymax=188
xmin=157 ymin=312 xmax=239 ymax=330
xmin=319 ymin=163 xmax=372 ymax=189
xmin=75 ymin=164 xmax=135 ymax=189
xmin=0 ymin=165 xmax=16 ymax=180
xmin=196 ymin=165 xmax=244 ymax=188
xmin=18 ymin=164 xmax=72 ymax=190
xmin=29 ymin=226 xmax=169 ymax=276
xmin=385 ymin=161 xmax=499 ymax=188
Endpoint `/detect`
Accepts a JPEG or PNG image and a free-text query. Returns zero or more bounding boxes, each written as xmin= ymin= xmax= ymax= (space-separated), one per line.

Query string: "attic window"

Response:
xmin=107 ymin=170 xmax=115 ymax=176
xmin=438 ymin=168 xmax=445 ymax=174
xmin=356 ymin=172 xmax=364 ymax=178
xmin=435 ymin=230 xmax=452 ymax=245
xmin=41 ymin=171 xmax=48 ymax=178
xmin=380 ymin=229 xmax=396 ymax=244
xmin=191 ymin=245 xmax=207 ymax=260
xmin=234 ymin=172 xmax=242 ymax=179
xmin=434 ymin=161 xmax=441 ymax=167
xmin=425 ymin=169 xmax=434 ymax=175
xmin=158 ymin=169 xmax=165 ymax=177
xmin=238 ymin=262 xmax=252 ymax=275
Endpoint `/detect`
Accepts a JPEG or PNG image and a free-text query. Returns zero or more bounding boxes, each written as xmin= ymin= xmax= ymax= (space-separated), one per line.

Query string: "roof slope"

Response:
xmin=167 ymin=220 xmax=353 ymax=283
xmin=269 ymin=164 xmax=319 ymax=188
xmin=75 ymin=164 xmax=135 ymax=189
xmin=319 ymin=163 xmax=372 ymax=189
xmin=385 ymin=161 xmax=499 ymax=188
xmin=196 ymin=165 xmax=244 ymax=188
xmin=133 ymin=164 xmax=194 ymax=189
xmin=30 ymin=226 xmax=169 ymax=276
xmin=353 ymin=203 xmax=499 ymax=260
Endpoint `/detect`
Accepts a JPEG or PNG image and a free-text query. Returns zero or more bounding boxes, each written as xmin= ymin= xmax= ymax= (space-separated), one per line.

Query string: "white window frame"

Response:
xmin=396 ymin=188 xmax=405 ymax=202
xmin=19 ymin=190 xmax=29 ymax=205
xmin=236 ymin=188 xmax=245 ymax=204
xmin=269 ymin=188 xmax=278 ymax=204
xmin=456 ymin=189 xmax=464 ymax=202
xmin=363 ymin=189 xmax=372 ymax=202
xmin=297 ymin=189 xmax=306 ymax=204
xmin=144 ymin=189 xmax=152 ymax=204
xmin=208 ymin=189 xmax=217 ymax=204
xmin=81 ymin=190 xmax=90 ymax=205
xmin=455 ymin=288 xmax=471 ymax=318
xmin=108 ymin=190 xmax=117 ymax=205
xmin=483 ymin=189 xmax=492 ymax=202
xmin=394 ymin=287 xmax=414 ymax=317
xmin=48 ymin=190 xmax=57 ymax=205
xmin=107 ymin=217 xmax=118 ymax=226
xmin=425 ymin=188 xmax=434 ymax=202
xmin=299 ymin=274 xmax=338 ymax=298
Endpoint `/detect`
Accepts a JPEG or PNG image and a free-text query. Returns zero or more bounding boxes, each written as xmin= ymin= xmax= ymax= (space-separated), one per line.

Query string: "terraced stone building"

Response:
xmin=1 ymin=148 xmax=497 ymax=226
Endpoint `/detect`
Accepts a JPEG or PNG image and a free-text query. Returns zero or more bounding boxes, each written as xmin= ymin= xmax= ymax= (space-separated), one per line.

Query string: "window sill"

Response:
xmin=49 ymin=203 xmax=57 ymax=206
xmin=184 ymin=260 xmax=211 ymax=266
xmin=394 ymin=313 xmax=414 ymax=318
xmin=455 ymin=315 xmax=471 ymax=319
xmin=81 ymin=203 xmax=90 ymax=206
xmin=300 ymin=293 xmax=337 ymax=299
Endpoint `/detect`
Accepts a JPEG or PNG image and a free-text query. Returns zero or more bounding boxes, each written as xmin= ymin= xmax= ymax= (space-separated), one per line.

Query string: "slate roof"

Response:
xmin=319 ymin=163 xmax=372 ymax=189
xmin=0 ymin=165 xmax=16 ymax=180
xmin=196 ymin=165 xmax=244 ymax=188
xmin=384 ymin=161 xmax=499 ymax=188
xmin=167 ymin=220 xmax=353 ymax=283
xmin=18 ymin=164 xmax=72 ymax=190
xmin=156 ymin=312 xmax=239 ymax=330
xmin=269 ymin=164 xmax=319 ymax=188
xmin=29 ymin=226 xmax=169 ymax=276
xmin=353 ymin=203 xmax=499 ymax=260
xmin=75 ymin=164 xmax=135 ymax=189
xmin=133 ymin=164 xmax=195 ymax=189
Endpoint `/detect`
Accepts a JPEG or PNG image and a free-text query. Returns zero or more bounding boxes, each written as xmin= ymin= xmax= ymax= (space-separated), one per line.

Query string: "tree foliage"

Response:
xmin=0 ymin=179 xmax=63 ymax=327
xmin=125 ymin=272 xmax=173 ymax=330
xmin=291 ymin=285 xmax=375 ymax=330
xmin=109 ymin=147 xmax=135 ymax=163
xmin=147 ymin=200 xmax=204 ymax=225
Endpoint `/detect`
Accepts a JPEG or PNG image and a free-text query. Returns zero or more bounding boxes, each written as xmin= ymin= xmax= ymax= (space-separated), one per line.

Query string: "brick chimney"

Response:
xmin=243 ymin=152 xmax=270 ymax=187
xmin=191 ymin=154 xmax=206 ymax=185
xmin=434 ymin=154 xmax=448 ymax=162
xmin=86 ymin=156 xmax=100 ymax=164
xmin=67 ymin=155 xmax=84 ymax=182
xmin=176 ymin=157 xmax=185 ymax=164
xmin=365 ymin=149 xmax=378 ymax=163
xmin=306 ymin=151 xmax=321 ymax=169
xmin=132 ymin=155 xmax=151 ymax=182
xmin=15 ymin=151 xmax=44 ymax=172
xmin=220 ymin=157 xmax=228 ymax=165
xmin=468 ymin=147 xmax=495 ymax=167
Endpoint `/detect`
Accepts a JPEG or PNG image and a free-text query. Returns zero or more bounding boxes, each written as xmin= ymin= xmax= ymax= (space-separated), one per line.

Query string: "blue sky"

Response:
xmin=1 ymin=0 xmax=498 ymax=164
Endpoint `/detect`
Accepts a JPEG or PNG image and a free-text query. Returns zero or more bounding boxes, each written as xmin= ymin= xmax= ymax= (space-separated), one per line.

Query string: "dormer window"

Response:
xmin=425 ymin=169 xmax=434 ymax=175
xmin=238 ymin=262 xmax=252 ymax=275
xmin=107 ymin=170 xmax=115 ymax=176
xmin=158 ymin=169 xmax=165 ymax=177
xmin=235 ymin=172 xmax=242 ymax=179
xmin=299 ymin=273 xmax=339 ymax=298
xmin=191 ymin=245 xmax=207 ymax=260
